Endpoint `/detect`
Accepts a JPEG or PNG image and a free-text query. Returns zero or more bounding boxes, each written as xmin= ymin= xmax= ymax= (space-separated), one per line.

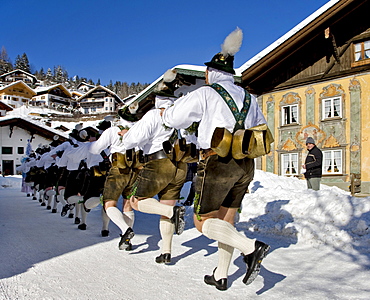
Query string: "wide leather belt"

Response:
xmin=144 ymin=149 xmax=168 ymax=163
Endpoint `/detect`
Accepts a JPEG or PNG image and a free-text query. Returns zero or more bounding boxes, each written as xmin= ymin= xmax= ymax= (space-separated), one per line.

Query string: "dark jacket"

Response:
xmin=304 ymin=145 xmax=323 ymax=178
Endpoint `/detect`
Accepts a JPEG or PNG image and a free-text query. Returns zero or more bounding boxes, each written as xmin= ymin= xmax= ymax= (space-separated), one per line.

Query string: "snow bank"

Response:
xmin=0 ymin=175 xmax=22 ymax=189
xmin=238 ymin=170 xmax=370 ymax=253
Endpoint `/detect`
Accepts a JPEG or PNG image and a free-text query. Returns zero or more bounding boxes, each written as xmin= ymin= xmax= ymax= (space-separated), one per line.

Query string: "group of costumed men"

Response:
xmin=18 ymin=27 xmax=271 ymax=291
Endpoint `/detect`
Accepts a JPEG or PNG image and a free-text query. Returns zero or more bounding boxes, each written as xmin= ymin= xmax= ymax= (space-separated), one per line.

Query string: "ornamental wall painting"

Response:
xmin=296 ymin=123 xmax=326 ymax=148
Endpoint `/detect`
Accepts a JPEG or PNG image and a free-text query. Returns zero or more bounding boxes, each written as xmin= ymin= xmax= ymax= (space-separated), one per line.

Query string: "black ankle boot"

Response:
xmin=101 ymin=230 xmax=109 ymax=237
xmin=204 ymin=269 xmax=227 ymax=291
xmin=242 ymin=240 xmax=270 ymax=285
xmin=118 ymin=227 xmax=134 ymax=250
xmin=155 ymin=253 xmax=171 ymax=264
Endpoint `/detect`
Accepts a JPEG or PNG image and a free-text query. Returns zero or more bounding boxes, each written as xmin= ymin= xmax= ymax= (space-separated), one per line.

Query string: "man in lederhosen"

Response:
xmin=89 ymin=117 xmax=140 ymax=246
xmin=124 ymin=70 xmax=187 ymax=264
xmin=162 ymin=28 xmax=270 ymax=290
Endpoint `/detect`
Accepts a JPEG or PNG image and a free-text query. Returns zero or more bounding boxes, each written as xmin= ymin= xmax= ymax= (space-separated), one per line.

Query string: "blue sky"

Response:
xmin=3 ymin=0 xmax=330 ymax=85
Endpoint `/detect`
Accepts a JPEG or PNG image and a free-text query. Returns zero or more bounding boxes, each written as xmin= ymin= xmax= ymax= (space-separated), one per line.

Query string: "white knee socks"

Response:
xmin=85 ymin=197 xmax=101 ymax=210
xmin=67 ymin=195 xmax=83 ymax=204
xmin=101 ymin=208 xmax=110 ymax=231
xmin=52 ymin=195 xmax=58 ymax=210
xmin=58 ymin=189 xmax=67 ymax=206
xmin=137 ymin=198 xmax=173 ymax=218
xmin=81 ymin=207 xmax=87 ymax=224
xmin=159 ymin=218 xmax=175 ymax=254
xmin=123 ymin=211 xmax=135 ymax=228
xmin=214 ymin=242 xmax=234 ymax=281
xmin=202 ymin=218 xmax=255 ymax=256
xmin=106 ymin=207 xmax=129 ymax=234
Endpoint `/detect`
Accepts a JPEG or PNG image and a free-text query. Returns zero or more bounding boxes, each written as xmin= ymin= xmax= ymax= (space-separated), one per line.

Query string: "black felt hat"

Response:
xmin=154 ymin=69 xmax=178 ymax=98
xmin=204 ymin=27 xmax=243 ymax=75
xmin=205 ymin=53 xmax=235 ymax=74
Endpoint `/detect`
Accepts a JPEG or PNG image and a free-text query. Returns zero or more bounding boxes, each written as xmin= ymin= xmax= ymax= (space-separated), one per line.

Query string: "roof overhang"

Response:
xmin=0 ymin=117 xmax=68 ymax=141
xmin=241 ymin=0 xmax=362 ymax=90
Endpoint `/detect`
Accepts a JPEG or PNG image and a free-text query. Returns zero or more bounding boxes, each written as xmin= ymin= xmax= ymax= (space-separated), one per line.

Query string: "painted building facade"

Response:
xmin=240 ymin=0 xmax=370 ymax=192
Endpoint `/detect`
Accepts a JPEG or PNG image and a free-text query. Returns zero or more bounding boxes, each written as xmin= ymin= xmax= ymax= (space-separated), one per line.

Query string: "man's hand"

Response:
xmin=118 ymin=129 xmax=128 ymax=137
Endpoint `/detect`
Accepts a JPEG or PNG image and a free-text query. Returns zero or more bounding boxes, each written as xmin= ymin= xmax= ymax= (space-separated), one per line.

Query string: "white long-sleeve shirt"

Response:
xmin=86 ymin=143 xmax=109 ymax=168
xmin=37 ymin=152 xmax=56 ymax=169
xmin=57 ymin=141 xmax=85 ymax=171
xmin=90 ymin=126 xmax=127 ymax=155
xmin=123 ymin=109 xmax=174 ymax=155
xmin=162 ymin=83 xmax=266 ymax=149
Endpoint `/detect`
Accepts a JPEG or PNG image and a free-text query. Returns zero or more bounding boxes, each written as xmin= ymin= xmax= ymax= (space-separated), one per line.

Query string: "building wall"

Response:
xmin=1 ymin=94 xmax=32 ymax=108
xmin=260 ymin=71 xmax=370 ymax=192
xmin=0 ymin=126 xmax=50 ymax=175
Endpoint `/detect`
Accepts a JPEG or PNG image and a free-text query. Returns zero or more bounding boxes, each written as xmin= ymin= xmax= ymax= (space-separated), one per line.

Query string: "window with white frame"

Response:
xmin=354 ymin=40 xmax=370 ymax=62
xmin=323 ymin=149 xmax=342 ymax=175
xmin=282 ymin=104 xmax=298 ymax=125
xmin=281 ymin=153 xmax=299 ymax=176
xmin=322 ymin=96 xmax=342 ymax=119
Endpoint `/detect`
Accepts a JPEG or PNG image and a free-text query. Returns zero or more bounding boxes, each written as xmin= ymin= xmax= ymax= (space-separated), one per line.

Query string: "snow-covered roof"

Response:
xmin=0 ymin=80 xmax=37 ymax=95
xmin=0 ymin=69 xmax=38 ymax=80
xmin=124 ymin=64 xmax=209 ymax=107
xmin=33 ymin=83 xmax=72 ymax=97
xmin=77 ymin=85 xmax=122 ymax=103
xmin=77 ymin=82 xmax=96 ymax=89
xmin=0 ymin=115 xmax=69 ymax=140
xmin=236 ymin=0 xmax=340 ymax=73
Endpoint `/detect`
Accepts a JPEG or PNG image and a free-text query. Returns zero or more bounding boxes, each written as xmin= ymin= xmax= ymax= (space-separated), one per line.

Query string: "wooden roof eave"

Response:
xmin=0 ymin=118 xmax=68 ymax=141
xmin=241 ymin=0 xmax=360 ymax=87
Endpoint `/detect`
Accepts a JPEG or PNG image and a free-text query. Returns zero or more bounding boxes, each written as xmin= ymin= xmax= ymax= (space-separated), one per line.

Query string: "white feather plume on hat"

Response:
xmin=162 ymin=69 xmax=177 ymax=83
xmin=79 ymin=130 xmax=88 ymax=140
xmin=128 ymin=102 xmax=139 ymax=114
xmin=221 ymin=27 xmax=243 ymax=57
xmin=75 ymin=123 xmax=83 ymax=131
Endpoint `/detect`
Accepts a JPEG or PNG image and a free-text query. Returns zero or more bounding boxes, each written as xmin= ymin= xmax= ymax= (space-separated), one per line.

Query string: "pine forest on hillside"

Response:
xmin=0 ymin=46 xmax=149 ymax=99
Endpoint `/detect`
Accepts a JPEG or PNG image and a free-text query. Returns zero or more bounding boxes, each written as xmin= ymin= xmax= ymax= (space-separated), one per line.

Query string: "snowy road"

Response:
xmin=0 ymin=177 xmax=369 ymax=299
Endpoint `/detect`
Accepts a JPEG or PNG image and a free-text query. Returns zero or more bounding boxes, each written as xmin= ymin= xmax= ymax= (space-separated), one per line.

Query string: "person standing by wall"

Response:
xmin=302 ymin=137 xmax=323 ymax=191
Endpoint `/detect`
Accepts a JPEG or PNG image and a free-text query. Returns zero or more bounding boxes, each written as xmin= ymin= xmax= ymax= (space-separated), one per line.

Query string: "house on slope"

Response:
xmin=76 ymin=82 xmax=96 ymax=93
xmin=0 ymin=69 xmax=39 ymax=87
xmin=71 ymin=90 xmax=83 ymax=101
xmin=77 ymin=85 xmax=122 ymax=114
xmin=0 ymin=81 xmax=36 ymax=109
xmin=32 ymin=84 xmax=75 ymax=111
xmin=0 ymin=101 xmax=13 ymax=116
xmin=0 ymin=116 xmax=67 ymax=175
xmin=239 ymin=0 xmax=370 ymax=192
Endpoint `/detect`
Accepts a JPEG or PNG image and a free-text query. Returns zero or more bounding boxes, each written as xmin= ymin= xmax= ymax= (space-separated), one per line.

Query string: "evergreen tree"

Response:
xmin=15 ymin=53 xmax=30 ymax=73
xmin=22 ymin=53 xmax=30 ymax=73
xmin=0 ymin=46 xmax=13 ymax=74
xmin=45 ymin=68 xmax=54 ymax=84
xmin=14 ymin=55 xmax=22 ymax=70
xmin=54 ymin=65 xmax=67 ymax=84
xmin=106 ymin=80 xmax=113 ymax=90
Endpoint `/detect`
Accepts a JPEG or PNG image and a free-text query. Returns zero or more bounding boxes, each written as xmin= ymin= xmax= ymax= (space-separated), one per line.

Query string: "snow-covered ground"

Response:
xmin=0 ymin=171 xmax=369 ymax=299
